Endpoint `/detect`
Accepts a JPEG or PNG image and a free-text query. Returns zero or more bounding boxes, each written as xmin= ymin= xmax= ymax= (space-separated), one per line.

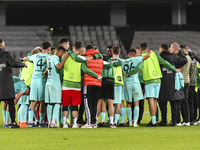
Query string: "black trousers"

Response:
xmin=179 ymin=84 xmax=190 ymax=123
xmin=84 ymin=85 xmax=100 ymax=124
xmin=5 ymin=99 xmax=16 ymax=123
xmin=159 ymin=101 xmax=178 ymax=124
xmin=78 ymin=81 xmax=85 ymax=121
xmin=188 ymin=86 xmax=196 ymax=122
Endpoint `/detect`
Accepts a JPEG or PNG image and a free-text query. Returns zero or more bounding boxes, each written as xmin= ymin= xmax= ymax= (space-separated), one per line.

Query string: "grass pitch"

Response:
xmin=0 ymin=101 xmax=200 ymax=150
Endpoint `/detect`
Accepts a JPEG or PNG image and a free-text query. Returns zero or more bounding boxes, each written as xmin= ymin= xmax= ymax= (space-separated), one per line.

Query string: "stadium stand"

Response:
xmin=0 ymin=26 xmax=53 ymax=75
xmin=69 ymin=25 xmax=127 ymax=57
xmin=131 ymin=31 xmax=200 ymax=55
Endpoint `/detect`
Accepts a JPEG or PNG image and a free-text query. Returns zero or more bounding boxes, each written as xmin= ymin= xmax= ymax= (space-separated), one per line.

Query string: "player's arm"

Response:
xmin=81 ymin=63 xmax=101 ymax=80
xmin=142 ymin=50 xmax=152 ymax=60
xmin=56 ymin=53 xmax=70 ymax=69
xmin=127 ymin=62 xmax=144 ymax=77
xmin=103 ymin=59 xmax=113 ymax=69
xmin=14 ymin=91 xmax=24 ymax=105
xmin=44 ymin=70 xmax=48 ymax=79
xmin=112 ymin=58 xmax=123 ymax=67
xmin=7 ymin=52 xmax=26 ymax=68
xmin=156 ymin=53 xmax=177 ymax=72
xmin=70 ymin=50 xmax=86 ymax=63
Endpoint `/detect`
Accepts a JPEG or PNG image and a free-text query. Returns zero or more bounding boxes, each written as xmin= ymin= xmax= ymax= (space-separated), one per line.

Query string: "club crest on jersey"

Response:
xmin=69 ymin=73 xmax=74 ymax=79
xmin=0 ymin=63 xmax=6 ymax=71
xmin=152 ymin=70 xmax=158 ymax=76
xmin=117 ymin=76 xmax=122 ymax=82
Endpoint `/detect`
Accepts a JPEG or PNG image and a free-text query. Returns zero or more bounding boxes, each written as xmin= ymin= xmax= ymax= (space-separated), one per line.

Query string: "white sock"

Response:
xmin=52 ymin=118 xmax=56 ymax=124
xmin=73 ymin=117 xmax=77 ymax=125
xmin=3 ymin=117 xmax=6 ymax=124
xmin=101 ymin=120 xmax=105 ymax=123
xmin=48 ymin=120 xmax=51 ymax=125
xmin=129 ymin=121 xmax=133 ymax=126
xmin=134 ymin=120 xmax=137 ymax=125
xmin=96 ymin=117 xmax=98 ymax=124
xmin=110 ymin=117 xmax=114 ymax=124
xmin=63 ymin=116 xmax=67 ymax=125
xmin=29 ymin=119 xmax=33 ymax=124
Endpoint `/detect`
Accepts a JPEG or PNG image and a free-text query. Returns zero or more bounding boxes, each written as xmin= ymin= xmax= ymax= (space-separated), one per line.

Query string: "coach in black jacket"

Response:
xmin=0 ymin=39 xmax=26 ymax=128
xmin=158 ymin=44 xmax=187 ymax=126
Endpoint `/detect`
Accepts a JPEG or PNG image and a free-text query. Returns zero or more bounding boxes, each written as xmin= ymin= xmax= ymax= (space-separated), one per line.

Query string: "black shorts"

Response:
xmin=99 ymin=78 xmax=114 ymax=100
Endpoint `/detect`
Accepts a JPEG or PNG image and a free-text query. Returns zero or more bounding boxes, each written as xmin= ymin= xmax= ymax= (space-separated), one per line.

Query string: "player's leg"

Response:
xmin=107 ymin=99 xmax=115 ymax=128
xmin=113 ymin=86 xmax=122 ymax=126
xmin=2 ymin=101 xmax=7 ymax=127
xmin=119 ymin=100 xmax=126 ymax=127
xmin=133 ymin=101 xmax=140 ymax=127
xmin=62 ymin=106 xmax=69 ymax=128
xmin=7 ymin=99 xmax=19 ymax=128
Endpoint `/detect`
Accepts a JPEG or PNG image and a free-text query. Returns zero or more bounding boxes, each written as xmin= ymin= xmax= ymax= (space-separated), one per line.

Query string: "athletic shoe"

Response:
xmin=11 ymin=122 xmax=20 ymax=128
xmin=92 ymin=124 xmax=98 ymax=128
xmin=133 ymin=124 xmax=139 ymax=127
xmin=118 ymin=123 xmax=125 ymax=127
xmin=106 ymin=120 xmax=110 ymax=124
xmin=158 ymin=122 xmax=167 ymax=127
xmin=176 ymin=122 xmax=182 ymax=126
xmin=183 ymin=122 xmax=190 ymax=126
xmin=4 ymin=124 xmax=11 ymax=128
xmin=18 ymin=122 xmax=21 ymax=126
xmin=109 ymin=124 xmax=116 ymax=128
xmin=146 ymin=122 xmax=157 ymax=127
xmin=190 ymin=121 xmax=195 ymax=126
xmin=170 ymin=123 xmax=177 ymax=127
xmin=194 ymin=121 xmax=200 ymax=125
xmin=50 ymin=123 xmax=59 ymax=128
xmin=81 ymin=124 xmax=93 ymax=128
xmin=20 ymin=122 xmax=28 ymax=127
xmin=137 ymin=120 xmax=142 ymax=124
xmin=38 ymin=123 xmax=47 ymax=127
xmin=129 ymin=121 xmax=133 ymax=127
xmin=28 ymin=123 xmax=36 ymax=127
xmin=63 ymin=124 xmax=69 ymax=128
xmin=98 ymin=122 xmax=106 ymax=127
xmin=126 ymin=121 xmax=129 ymax=125
xmin=72 ymin=124 xmax=79 ymax=128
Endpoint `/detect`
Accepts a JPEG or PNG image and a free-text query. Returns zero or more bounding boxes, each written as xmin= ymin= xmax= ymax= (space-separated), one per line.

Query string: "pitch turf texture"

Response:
xmin=0 ymin=102 xmax=200 ymax=150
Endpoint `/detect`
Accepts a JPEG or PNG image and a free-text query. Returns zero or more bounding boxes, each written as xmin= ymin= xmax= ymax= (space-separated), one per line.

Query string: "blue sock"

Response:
xmin=53 ymin=104 xmax=60 ymax=122
xmin=114 ymin=114 xmax=120 ymax=123
xmin=156 ymin=105 xmax=159 ymax=121
xmin=20 ymin=105 xmax=26 ymax=122
xmin=120 ymin=108 xmax=126 ymax=123
xmin=47 ymin=104 xmax=53 ymax=122
xmin=24 ymin=105 xmax=28 ymax=122
xmin=100 ymin=112 xmax=106 ymax=122
xmin=6 ymin=111 xmax=10 ymax=124
xmin=39 ymin=113 xmax=45 ymax=124
xmin=2 ymin=110 xmax=6 ymax=124
xmin=18 ymin=107 xmax=21 ymax=122
xmin=127 ymin=107 xmax=132 ymax=122
xmin=34 ymin=106 xmax=37 ymax=122
xmin=29 ymin=110 xmax=34 ymax=123
xmin=151 ymin=116 xmax=156 ymax=124
xmin=134 ymin=106 xmax=139 ymax=121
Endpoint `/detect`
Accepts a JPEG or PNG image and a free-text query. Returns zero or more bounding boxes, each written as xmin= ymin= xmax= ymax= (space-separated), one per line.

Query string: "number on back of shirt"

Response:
xmin=123 ymin=62 xmax=135 ymax=73
xmin=37 ymin=59 xmax=44 ymax=69
xmin=47 ymin=60 xmax=52 ymax=73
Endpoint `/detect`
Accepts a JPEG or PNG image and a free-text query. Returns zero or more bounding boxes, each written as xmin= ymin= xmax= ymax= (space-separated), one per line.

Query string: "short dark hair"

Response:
xmin=112 ymin=45 xmax=121 ymax=55
xmin=0 ymin=39 xmax=3 ymax=44
xmin=51 ymin=47 xmax=56 ymax=52
xmin=86 ymin=44 xmax=93 ymax=50
xmin=107 ymin=45 xmax=113 ymax=49
xmin=129 ymin=48 xmax=136 ymax=56
xmin=180 ymin=44 xmax=186 ymax=49
xmin=59 ymin=37 xmax=70 ymax=45
xmin=73 ymin=41 xmax=82 ymax=50
xmin=160 ymin=44 xmax=169 ymax=51
xmin=140 ymin=42 xmax=148 ymax=51
xmin=42 ymin=41 xmax=51 ymax=49
xmin=57 ymin=46 xmax=66 ymax=52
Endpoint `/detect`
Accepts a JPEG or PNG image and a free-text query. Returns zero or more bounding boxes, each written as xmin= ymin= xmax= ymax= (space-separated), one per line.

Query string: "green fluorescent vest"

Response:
xmin=113 ymin=66 xmax=123 ymax=85
xmin=196 ymin=62 xmax=200 ymax=88
xmin=141 ymin=52 xmax=162 ymax=81
xmin=63 ymin=56 xmax=81 ymax=82
xmin=20 ymin=61 xmax=34 ymax=87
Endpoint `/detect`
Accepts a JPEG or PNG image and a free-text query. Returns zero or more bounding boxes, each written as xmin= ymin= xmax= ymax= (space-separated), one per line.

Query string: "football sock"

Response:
xmin=127 ymin=107 xmax=132 ymax=122
xmin=110 ymin=116 xmax=114 ymax=124
xmin=34 ymin=106 xmax=37 ymax=122
xmin=20 ymin=105 xmax=26 ymax=123
xmin=47 ymin=104 xmax=53 ymax=124
xmin=134 ymin=106 xmax=139 ymax=125
xmin=6 ymin=111 xmax=10 ymax=125
xmin=2 ymin=110 xmax=6 ymax=124
xmin=120 ymin=108 xmax=126 ymax=123
xmin=114 ymin=114 xmax=120 ymax=124
xmin=53 ymin=104 xmax=60 ymax=124
xmin=101 ymin=112 xmax=106 ymax=123
xmin=73 ymin=117 xmax=77 ymax=125
xmin=29 ymin=110 xmax=34 ymax=124
xmin=96 ymin=116 xmax=98 ymax=124
xmin=18 ymin=107 xmax=21 ymax=123
xmin=24 ymin=105 xmax=28 ymax=123
xmin=68 ymin=106 xmax=73 ymax=123
xmin=151 ymin=116 xmax=156 ymax=124
xmin=63 ymin=116 xmax=67 ymax=125
xmin=60 ymin=106 xmax=63 ymax=124
xmin=39 ymin=113 xmax=45 ymax=124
